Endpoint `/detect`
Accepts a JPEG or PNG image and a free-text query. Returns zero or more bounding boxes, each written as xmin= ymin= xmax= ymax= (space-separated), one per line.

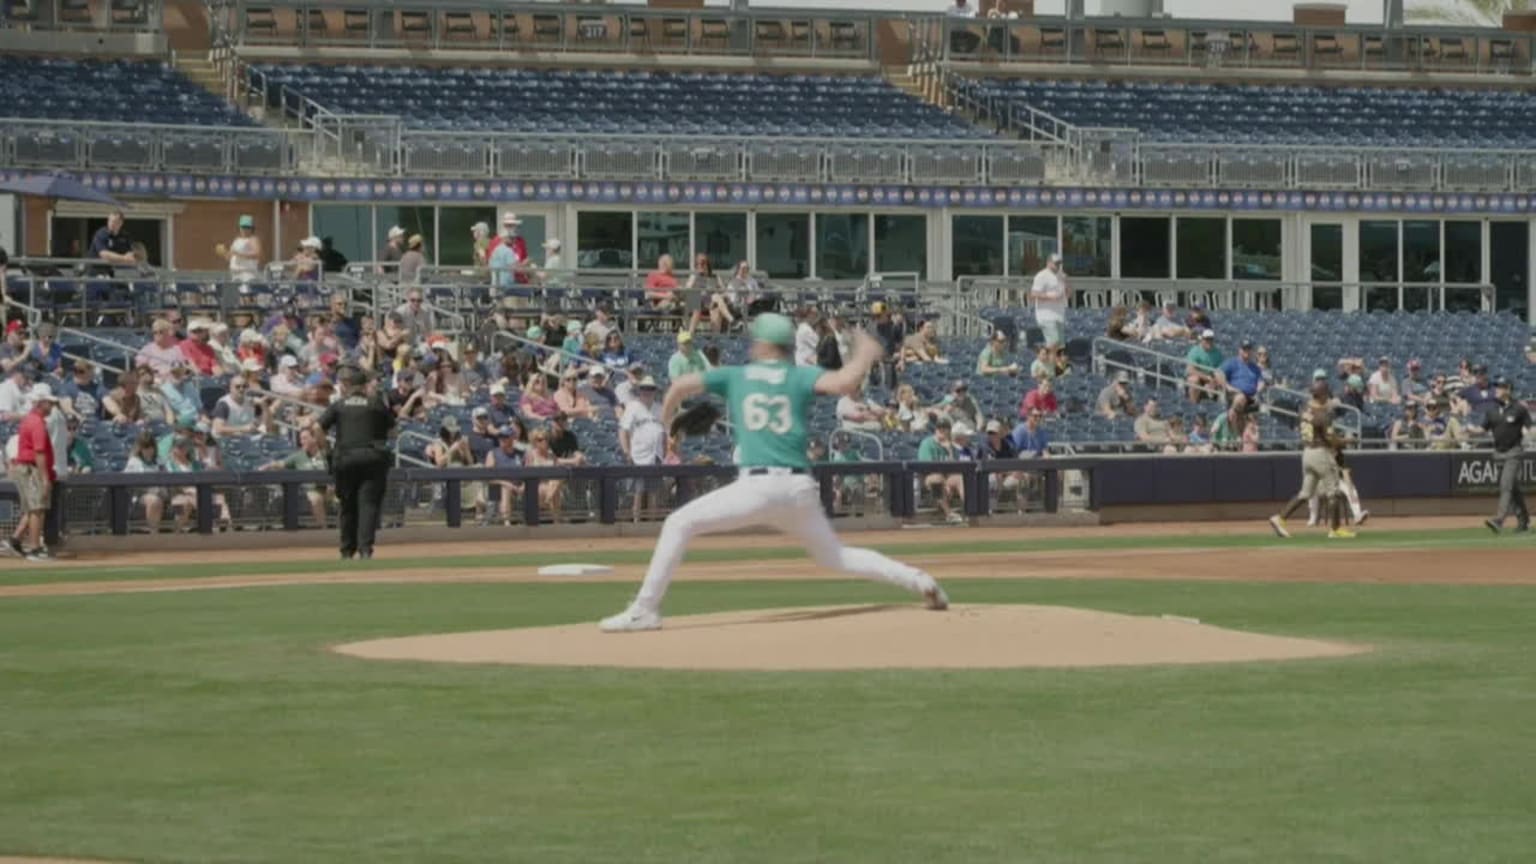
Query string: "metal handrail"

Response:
xmin=830 ymin=426 xmax=884 ymax=462
xmin=393 ymin=428 xmax=439 ymax=468
xmin=1090 ymin=336 xmax=1365 ymax=433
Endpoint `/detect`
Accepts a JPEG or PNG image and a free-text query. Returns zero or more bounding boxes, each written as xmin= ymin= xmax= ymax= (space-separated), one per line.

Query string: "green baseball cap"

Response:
xmin=751 ymin=313 xmax=795 ymax=349
xmin=238 ymin=214 xmax=255 ymax=229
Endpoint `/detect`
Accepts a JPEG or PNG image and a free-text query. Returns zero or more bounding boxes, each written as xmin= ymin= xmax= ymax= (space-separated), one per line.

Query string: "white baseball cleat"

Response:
xmin=922 ymin=582 xmax=950 ymax=611
xmin=599 ymin=605 xmax=662 ymax=633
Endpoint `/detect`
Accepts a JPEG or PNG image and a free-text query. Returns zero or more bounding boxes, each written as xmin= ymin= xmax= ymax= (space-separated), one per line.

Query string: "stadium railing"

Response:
xmin=17 ymin=448 xmax=1520 ymax=542
xmin=1089 ymin=336 xmax=1366 ymax=436
xmin=0 ymin=117 xmax=302 ymax=176
xmin=0 ymin=0 xmax=163 ymax=34
xmin=210 ymin=0 xmax=885 ymax=62
xmin=924 ymin=15 xmax=1535 ymax=77
xmin=23 ymin=458 xmax=1099 ymax=540
xmin=964 ymin=277 xmax=1495 ymax=316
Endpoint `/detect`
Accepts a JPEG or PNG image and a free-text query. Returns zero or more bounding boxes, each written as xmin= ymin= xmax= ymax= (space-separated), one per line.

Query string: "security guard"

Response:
xmin=1482 ymin=375 xmax=1531 ymax=534
xmin=318 ymin=365 xmax=395 ymax=559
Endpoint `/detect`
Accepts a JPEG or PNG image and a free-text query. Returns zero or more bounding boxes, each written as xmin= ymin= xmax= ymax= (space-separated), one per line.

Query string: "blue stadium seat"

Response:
xmin=961 ymin=76 xmax=1536 ymax=148
xmin=251 ymin=64 xmax=986 ymax=139
xmin=0 ymin=57 xmax=257 ymax=127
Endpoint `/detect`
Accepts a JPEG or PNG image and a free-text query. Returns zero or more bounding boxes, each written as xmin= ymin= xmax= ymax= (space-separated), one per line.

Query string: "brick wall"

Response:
xmin=20 ymin=197 xmax=310 ymax=269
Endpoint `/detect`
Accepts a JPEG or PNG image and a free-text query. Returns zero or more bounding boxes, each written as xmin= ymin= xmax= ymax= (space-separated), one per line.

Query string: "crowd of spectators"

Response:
xmin=5 ymin=216 xmax=1531 ymax=533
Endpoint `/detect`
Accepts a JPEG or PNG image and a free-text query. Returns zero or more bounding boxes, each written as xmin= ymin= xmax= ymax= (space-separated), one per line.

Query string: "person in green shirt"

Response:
xmin=1029 ymin=344 xmax=1056 ymax=382
xmin=1185 ymin=329 xmax=1224 ymax=403
xmin=829 ymin=430 xmax=872 ymax=511
xmin=600 ymin=313 xmax=949 ymax=632
xmin=916 ymin=418 xmax=964 ymax=524
xmin=666 ymin=330 xmax=712 ymax=381
xmin=260 ymin=426 xmax=332 ymax=526
xmin=975 ymin=330 xmax=1020 ymax=377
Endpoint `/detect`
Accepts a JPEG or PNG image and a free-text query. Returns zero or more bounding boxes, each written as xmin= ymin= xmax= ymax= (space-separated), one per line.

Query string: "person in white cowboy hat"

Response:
xmin=290 ymin=236 xmax=322 ymax=282
xmin=538 ymin=237 xmax=567 ymax=289
xmin=378 ymin=225 xmax=406 ymax=275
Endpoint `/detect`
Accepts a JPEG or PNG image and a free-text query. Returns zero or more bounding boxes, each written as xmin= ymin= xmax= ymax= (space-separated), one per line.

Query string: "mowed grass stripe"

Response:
xmin=0 ymin=526 xmax=1523 ymax=588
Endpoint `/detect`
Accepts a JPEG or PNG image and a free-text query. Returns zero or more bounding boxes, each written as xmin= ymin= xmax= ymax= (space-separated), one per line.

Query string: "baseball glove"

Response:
xmin=670 ymin=402 xmax=723 ymax=438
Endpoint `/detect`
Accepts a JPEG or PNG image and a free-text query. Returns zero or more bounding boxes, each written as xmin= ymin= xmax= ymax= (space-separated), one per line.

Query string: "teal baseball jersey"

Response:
xmin=703 ymin=360 xmax=824 ymax=468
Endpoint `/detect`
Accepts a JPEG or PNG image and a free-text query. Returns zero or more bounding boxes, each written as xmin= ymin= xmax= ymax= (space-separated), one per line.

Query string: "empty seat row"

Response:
xmin=254 ymin=64 xmax=987 ymax=139
xmin=963 ymin=77 xmax=1536 ymax=149
xmin=1 ymin=57 xmax=256 ymax=127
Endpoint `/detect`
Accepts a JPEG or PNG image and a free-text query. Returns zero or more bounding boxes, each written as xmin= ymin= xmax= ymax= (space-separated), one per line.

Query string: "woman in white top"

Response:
xmin=123 ymin=432 xmax=167 ymax=533
xmin=221 ymin=214 xmax=263 ymax=282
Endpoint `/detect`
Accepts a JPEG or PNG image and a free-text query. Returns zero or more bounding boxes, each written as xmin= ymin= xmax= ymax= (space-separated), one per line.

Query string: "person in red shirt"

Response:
xmin=645 ymin=254 xmax=681 ymax=311
xmin=179 ymin=319 xmax=220 ymax=376
xmin=5 ymin=384 xmax=57 ymax=560
xmin=1019 ymin=377 xmax=1059 ymax=418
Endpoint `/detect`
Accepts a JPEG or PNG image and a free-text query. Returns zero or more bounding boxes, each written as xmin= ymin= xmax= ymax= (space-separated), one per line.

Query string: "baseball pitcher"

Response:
xmin=600 ymin=313 xmax=948 ymax=632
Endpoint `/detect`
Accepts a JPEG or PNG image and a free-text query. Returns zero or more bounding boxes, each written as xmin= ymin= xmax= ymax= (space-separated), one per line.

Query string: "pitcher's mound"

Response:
xmin=335 ymin=604 xmax=1367 ymax=670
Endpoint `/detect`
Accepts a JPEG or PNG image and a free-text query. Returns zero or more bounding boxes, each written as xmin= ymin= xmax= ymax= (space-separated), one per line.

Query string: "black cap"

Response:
xmin=1494 ymin=375 xmax=1511 ymax=387
xmin=1239 ymin=339 xmax=1254 ymax=350
xmin=1474 ymin=363 xmax=1489 ymax=374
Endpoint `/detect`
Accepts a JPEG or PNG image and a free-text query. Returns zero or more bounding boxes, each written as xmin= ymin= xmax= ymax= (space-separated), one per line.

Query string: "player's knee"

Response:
xmin=808 ymin=544 xmax=843 ymax=569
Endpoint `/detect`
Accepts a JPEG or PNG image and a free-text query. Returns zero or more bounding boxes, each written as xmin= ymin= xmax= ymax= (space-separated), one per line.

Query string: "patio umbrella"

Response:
xmin=0 ymin=172 xmax=121 ymax=207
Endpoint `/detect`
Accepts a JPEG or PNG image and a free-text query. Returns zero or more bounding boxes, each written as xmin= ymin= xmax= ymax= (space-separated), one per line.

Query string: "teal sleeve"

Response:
xmin=702 ymin=366 xmax=732 ymax=397
xmin=796 ymin=365 xmax=824 ymax=400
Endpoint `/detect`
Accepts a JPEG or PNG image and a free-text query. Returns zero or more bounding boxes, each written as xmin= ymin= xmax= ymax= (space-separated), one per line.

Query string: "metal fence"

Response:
xmin=0 ymin=118 xmax=300 ymax=176
xmin=210 ymin=0 xmax=884 ymax=61
xmin=28 ymin=459 xmax=1098 ymax=540
xmin=929 ymin=16 xmax=1536 ymax=77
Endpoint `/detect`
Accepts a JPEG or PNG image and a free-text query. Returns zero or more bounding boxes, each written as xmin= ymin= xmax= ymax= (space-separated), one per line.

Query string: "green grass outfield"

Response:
xmin=0 ymin=533 xmax=1534 ymax=862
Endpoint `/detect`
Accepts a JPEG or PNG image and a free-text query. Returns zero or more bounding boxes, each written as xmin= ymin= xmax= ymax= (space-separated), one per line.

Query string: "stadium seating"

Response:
xmin=0 ymin=57 xmax=257 ymax=126
xmin=252 ymin=65 xmax=988 ymax=138
xmin=963 ymin=77 xmax=1536 ymax=148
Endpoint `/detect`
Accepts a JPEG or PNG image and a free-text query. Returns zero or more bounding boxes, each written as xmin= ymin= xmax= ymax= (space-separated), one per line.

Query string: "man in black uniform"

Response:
xmin=1482 ymin=375 xmax=1531 ymax=535
xmin=318 ymin=366 xmax=396 ymax=559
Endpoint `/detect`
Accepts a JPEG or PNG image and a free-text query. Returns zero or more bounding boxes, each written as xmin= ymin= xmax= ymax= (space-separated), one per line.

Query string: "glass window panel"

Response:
xmin=1061 ymin=215 xmax=1109 ymax=277
xmin=1403 ymin=220 xmax=1440 ymax=283
xmin=694 ymin=211 xmax=747 ymax=273
xmin=1231 ymin=218 xmax=1282 ymax=281
xmin=1310 ymin=223 xmax=1343 ymax=282
xmin=1444 ymin=220 xmax=1481 ymax=284
xmin=1119 ymin=216 xmax=1170 ymax=279
xmin=374 ymin=205 xmax=434 ymax=262
xmin=1176 ymin=217 xmax=1225 ymax=280
xmin=312 ymin=204 xmax=372 ymax=268
xmin=436 ymin=206 xmax=497 ymax=267
xmin=576 ymin=211 xmax=633 ymax=270
xmin=755 ymin=213 xmax=810 ymax=278
xmin=637 ymin=211 xmax=689 ymax=270
xmin=953 ymin=215 xmax=1004 ymax=277
xmin=874 ymin=214 xmax=926 ymax=274
xmin=1359 ymin=220 xmax=1399 ymax=283
xmin=1008 ymin=215 xmax=1058 ymax=276
xmin=816 ymin=213 xmax=869 ymax=279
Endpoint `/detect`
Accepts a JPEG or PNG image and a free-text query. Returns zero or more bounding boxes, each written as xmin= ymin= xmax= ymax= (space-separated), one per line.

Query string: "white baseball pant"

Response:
xmin=633 ymin=471 xmax=935 ymax=611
